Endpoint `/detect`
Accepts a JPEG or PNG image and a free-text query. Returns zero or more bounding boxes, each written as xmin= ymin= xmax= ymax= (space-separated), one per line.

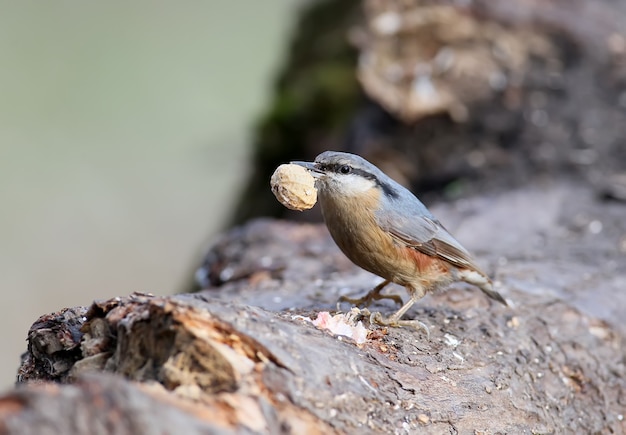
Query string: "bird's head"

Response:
xmin=293 ymin=151 xmax=398 ymax=199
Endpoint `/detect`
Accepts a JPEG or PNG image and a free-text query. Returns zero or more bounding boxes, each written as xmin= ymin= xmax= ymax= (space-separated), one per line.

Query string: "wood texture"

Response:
xmin=11 ymin=187 xmax=626 ymax=433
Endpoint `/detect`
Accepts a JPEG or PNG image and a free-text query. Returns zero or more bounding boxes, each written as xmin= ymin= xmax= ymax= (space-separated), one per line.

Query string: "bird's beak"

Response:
xmin=291 ymin=161 xmax=324 ymax=178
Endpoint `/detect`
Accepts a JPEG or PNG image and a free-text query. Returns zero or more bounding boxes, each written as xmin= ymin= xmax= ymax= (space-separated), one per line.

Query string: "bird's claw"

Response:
xmin=369 ymin=311 xmax=431 ymax=339
xmin=337 ymin=291 xmax=403 ymax=309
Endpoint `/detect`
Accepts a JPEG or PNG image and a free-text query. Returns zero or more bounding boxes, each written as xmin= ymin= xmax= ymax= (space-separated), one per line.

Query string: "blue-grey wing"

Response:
xmin=375 ymin=207 xmax=481 ymax=271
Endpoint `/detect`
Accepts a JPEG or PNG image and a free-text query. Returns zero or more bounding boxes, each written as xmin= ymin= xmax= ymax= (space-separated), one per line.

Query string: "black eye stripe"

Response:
xmin=324 ymin=163 xmax=359 ymax=175
xmin=316 ymin=161 xmax=400 ymax=198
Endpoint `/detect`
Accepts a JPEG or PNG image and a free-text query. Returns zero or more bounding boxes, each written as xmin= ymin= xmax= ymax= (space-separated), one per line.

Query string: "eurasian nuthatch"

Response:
xmin=293 ymin=151 xmax=507 ymax=331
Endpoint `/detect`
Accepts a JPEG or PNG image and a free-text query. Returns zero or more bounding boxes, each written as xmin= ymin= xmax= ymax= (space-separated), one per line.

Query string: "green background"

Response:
xmin=0 ymin=0 xmax=297 ymax=389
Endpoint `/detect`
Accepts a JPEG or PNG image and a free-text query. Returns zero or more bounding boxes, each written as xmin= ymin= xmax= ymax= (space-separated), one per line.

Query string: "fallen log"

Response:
xmin=8 ymin=182 xmax=626 ymax=434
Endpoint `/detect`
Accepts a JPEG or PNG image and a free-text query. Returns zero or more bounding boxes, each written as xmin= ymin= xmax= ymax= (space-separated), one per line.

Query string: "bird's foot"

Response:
xmin=337 ymin=280 xmax=403 ymax=310
xmin=337 ymin=292 xmax=402 ymax=308
xmin=369 ymin=311 xmax=430 ymax=339
xmin=337 ymin=280 xmax=402 ymax=310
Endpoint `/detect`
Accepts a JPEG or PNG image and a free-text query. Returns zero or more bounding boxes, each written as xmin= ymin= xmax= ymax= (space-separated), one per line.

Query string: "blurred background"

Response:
xmin=0 ymin=0 xmax=300 ymax=390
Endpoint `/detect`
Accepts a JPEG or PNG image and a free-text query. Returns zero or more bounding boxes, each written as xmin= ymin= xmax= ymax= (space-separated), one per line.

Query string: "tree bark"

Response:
xmin=230 ymin=0 xmax=626 ymax=225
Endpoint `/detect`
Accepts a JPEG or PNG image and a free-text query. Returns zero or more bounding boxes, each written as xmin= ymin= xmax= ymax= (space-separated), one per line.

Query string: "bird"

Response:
xmin=292 ymin=151 xmax=507 ymax=332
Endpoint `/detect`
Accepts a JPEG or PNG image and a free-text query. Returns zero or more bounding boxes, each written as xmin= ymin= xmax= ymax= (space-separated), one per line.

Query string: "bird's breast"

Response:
xmin=318 ymin=188 xmax=447 ymax=288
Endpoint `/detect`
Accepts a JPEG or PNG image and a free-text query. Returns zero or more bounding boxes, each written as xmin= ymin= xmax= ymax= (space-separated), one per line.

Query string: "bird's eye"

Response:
xmin=339 ymin=165 xmax=351 ymax=174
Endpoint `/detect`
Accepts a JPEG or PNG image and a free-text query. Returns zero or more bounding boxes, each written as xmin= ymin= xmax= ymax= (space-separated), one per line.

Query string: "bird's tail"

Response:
xmin=457 ymin=269 xmax=508 ymax=306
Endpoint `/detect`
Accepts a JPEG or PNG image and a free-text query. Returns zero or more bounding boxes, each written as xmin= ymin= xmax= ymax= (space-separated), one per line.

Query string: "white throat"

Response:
xmin=330 ymin=173 xmax=376 ymax=196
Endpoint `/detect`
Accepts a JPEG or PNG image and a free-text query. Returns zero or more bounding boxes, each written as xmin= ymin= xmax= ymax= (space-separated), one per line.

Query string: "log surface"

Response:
xmin=10 ymin=181 xmax=626 ymax=434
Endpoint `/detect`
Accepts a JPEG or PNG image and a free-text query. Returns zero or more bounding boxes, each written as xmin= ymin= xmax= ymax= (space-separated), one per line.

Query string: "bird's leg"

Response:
xmin=369 ymin=287 xmax=430 ymax=338
xmin=337 ymin=280 xmax=403 ymax=309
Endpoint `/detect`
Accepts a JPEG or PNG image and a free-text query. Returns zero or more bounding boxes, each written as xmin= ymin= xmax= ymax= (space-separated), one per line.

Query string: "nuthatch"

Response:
xmin=293 ymin=151 xmax=507 ymax=331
